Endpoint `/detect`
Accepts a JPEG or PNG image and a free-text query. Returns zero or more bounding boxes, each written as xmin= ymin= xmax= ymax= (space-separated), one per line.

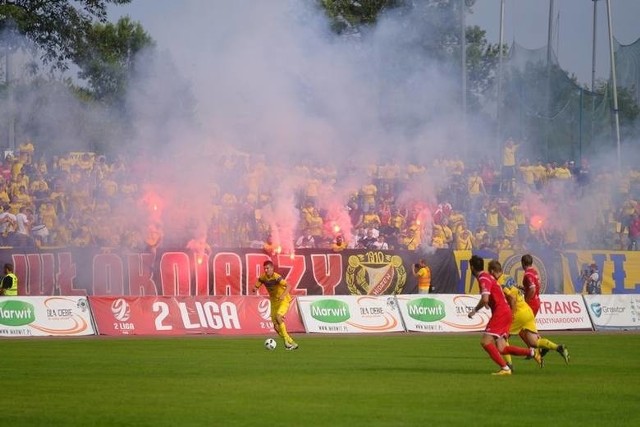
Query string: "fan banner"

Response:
xmin=559 ymin=251 xmax=640 ymax=294
xmin=297 ymin=295 xmax=405 ymax=333
xmin=583 ymin=295 xmax=640 ymax=330
xmin=0 ymin=296 xmax=94 ymax=337
xmin=5 ymin=247 xmax=640 ymax=297
xmin=89 ymin=296 xmax=304 ymax=336
xmin=5 ymin=247 xmax=458 ymax=297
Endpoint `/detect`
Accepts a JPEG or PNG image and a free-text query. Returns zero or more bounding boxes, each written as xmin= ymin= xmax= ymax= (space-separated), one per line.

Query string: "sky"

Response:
xmin=110 ymin=0 xmax=640 ymax=87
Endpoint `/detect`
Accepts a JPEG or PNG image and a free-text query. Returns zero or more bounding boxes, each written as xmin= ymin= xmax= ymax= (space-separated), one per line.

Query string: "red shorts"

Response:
xmin=485 ymin=308 xmax=512 ymax=338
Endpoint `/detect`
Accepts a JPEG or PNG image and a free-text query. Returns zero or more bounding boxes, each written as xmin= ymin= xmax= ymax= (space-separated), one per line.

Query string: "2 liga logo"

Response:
xmin=111 ymin=298 xmax=131 ymax=322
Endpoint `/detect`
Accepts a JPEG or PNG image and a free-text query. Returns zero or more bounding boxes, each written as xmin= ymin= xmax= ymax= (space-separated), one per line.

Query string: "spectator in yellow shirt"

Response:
xmin=454 ymin=227 xmax=475 ymax=250
xmin=501 ymin=138 xmax=519 ymax=193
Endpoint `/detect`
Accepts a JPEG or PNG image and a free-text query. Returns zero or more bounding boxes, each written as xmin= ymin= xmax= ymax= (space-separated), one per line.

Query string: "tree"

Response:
xmin=1 ymin=1 xmax=195 ymax=156
xmin=0 ymin=0 xmax=131 ymax=71
xmin=320 ymin=0 xmax=476 ymax=57
xmin=319 ymin=0 xmax=405 ymax=34
xmin=465 ymin=25 xmax=502 ymax=112
xmin=72 ymin=17 xmax=154 ymax=105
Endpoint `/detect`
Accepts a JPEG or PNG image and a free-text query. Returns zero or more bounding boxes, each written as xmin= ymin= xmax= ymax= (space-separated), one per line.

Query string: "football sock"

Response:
xmin=537 ymin=338 xmax=558 ymax=351
xmin=503 ymin=345 xmax=531 ymax=357
xmin=273 ymin=323 xmax=283 ymax=338
xmin=503 ymin=339 xmax=513 ymax=365
xmin=278 ymin=322 xmax=292 ymax=343
xmin=482 ymin=343 xmax=507 ymax=367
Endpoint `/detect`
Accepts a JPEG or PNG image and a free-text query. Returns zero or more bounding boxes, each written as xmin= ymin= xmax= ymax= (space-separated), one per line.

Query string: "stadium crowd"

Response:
xmin=0 ymin=138 xmax=634 ymax=253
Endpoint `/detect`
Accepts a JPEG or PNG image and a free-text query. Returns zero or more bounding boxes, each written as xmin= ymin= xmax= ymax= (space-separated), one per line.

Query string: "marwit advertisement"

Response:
xmin=297 ymin=295 xmax=405 ymax=333
xmin=584 ymin=295 xmax=640 ymax=330
xmin=396 ymin=294 xmax=488 ymax=332
xmin=0 ymin=296 xmax=95 ymax=337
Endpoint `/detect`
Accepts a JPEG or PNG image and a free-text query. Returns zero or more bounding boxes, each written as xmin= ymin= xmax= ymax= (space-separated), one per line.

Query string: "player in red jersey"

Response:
xmin=468 ymin=255 xmax=542 ymax=375
xmin=521 ymin=254 xmax=541 ymax=316
xmin=521 ymin=253 xmax=570 ymax=362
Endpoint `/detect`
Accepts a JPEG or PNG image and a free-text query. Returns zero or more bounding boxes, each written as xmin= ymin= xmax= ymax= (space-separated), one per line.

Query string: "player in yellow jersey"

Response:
xmin=488 ymin=260 xmax=569 ymax=367
xmin=253 ymin=260 xmax=299 ymax=350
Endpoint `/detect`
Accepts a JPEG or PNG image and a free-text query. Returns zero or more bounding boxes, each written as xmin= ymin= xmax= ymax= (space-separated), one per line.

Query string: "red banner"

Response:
xmin=89 ymin=296 xmax=304 ymax=336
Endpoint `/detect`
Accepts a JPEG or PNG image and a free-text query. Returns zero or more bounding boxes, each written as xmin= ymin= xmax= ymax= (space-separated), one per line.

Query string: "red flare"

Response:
xmin=530 ymin=215 xmax=544 ymax=230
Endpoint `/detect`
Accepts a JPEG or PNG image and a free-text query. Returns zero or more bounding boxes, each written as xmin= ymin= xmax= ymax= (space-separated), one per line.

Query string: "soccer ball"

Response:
xmin=264 ymin=338 xmax=277 ymax=350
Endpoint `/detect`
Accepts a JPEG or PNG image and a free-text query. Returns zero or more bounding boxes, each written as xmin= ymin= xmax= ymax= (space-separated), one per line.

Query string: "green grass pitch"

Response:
xmin=1 ymin=333 xmax=639 ymax=426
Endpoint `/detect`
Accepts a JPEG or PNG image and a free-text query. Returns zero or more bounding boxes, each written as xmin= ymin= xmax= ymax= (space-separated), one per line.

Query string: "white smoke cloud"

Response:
xmin=0 ymin=1 xmax=511 ymax=250
xmin=110 ymin=1 xmax=490 ymax=245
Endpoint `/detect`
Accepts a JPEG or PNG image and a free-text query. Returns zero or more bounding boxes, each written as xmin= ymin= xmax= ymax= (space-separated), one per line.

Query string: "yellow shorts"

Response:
xmin=270 ymin=294 xmax=292 ymax=319
xmin=510 ymin=306 xmax=538 ymax=335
